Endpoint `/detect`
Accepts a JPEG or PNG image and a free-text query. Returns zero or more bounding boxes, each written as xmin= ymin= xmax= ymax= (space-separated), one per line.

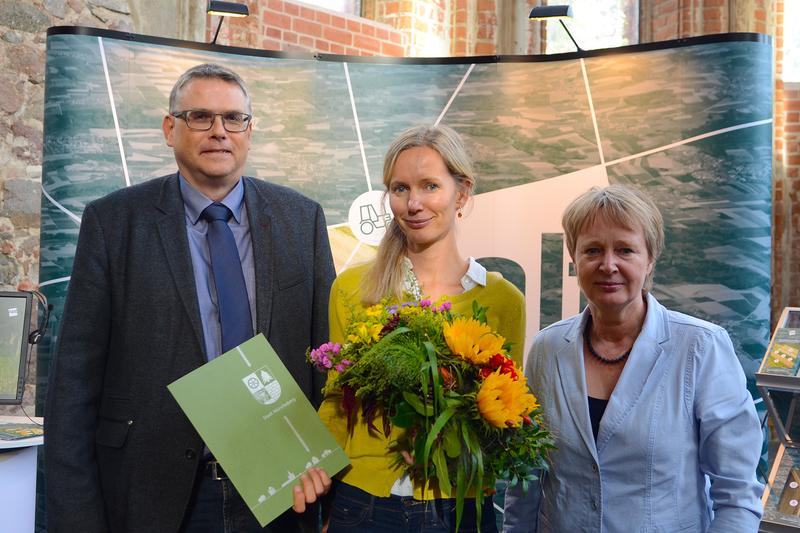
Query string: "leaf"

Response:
xmin=402 ymin=390 xmax=433 ymax=416
xmin=390 ymin=400 xmax=416 ymax=428
xmin=455 ymin=457 xmax=466 ymax=533
xmin=431 ymin=445 xmax=452 ymax=495
xmin=422 ymin=405 xmax=457 ymax=479
xmin=471 ymin=300 xmax=488 ymax=324
xmin=442 ymin=424 xmax=461 ymax=458
xmin=374 ymin=325 xmax=412 ymax=344
xmin=422 ymin=340 xmax=442 ymax=414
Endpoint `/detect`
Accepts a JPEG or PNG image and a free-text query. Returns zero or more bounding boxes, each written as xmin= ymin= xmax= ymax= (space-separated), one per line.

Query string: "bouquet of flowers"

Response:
xmin=309 ymin=298 xmax=554 ymax=531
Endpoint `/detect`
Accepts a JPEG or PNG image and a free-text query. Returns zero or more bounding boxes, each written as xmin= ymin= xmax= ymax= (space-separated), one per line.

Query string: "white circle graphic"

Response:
xmin=348 ymin=191 xmax=393 ymax=246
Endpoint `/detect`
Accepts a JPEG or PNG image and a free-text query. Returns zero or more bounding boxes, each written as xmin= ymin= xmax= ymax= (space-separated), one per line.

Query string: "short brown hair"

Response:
xmin=562 ymin=184 xmax=664 ymax=292
xmin=169 ymin=63 xmax=252 ymax=114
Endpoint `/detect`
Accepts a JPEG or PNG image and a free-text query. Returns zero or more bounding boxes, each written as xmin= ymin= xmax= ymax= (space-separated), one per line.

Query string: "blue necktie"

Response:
xmin=201 ymin=203 xmax=253 ymax=356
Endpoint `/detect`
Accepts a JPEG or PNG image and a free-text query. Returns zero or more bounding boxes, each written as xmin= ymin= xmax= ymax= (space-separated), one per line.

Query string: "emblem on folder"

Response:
xmin=242 ymin=366 xmax=282 ymax=405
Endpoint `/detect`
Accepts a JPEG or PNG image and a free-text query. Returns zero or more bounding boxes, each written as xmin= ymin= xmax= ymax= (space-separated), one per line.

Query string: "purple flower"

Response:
xmin=435 ymin=301 xmax=452 ymax=312
xmin=420 ymin=299 xmax=432 ymax=308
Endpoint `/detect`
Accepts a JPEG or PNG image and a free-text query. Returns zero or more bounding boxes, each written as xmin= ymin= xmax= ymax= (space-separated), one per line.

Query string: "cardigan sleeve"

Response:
xmin=317 ymin=270 xmax=360 ymax=449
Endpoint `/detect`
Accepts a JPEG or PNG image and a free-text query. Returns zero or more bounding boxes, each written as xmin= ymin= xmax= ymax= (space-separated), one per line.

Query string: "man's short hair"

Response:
xmin=169 ymin=63 xmax=252 ymax=115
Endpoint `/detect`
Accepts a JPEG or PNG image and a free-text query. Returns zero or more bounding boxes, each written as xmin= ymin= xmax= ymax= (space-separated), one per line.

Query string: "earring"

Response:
xmin=457 ymin=210 xmax=463 ymax=218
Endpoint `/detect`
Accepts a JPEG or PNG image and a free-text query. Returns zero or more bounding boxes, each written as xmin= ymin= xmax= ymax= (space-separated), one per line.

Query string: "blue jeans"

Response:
xmin=327 ymin=482 xmax=497 ymax=533
xmin=181 ymin=474 xmax=317 ymax=532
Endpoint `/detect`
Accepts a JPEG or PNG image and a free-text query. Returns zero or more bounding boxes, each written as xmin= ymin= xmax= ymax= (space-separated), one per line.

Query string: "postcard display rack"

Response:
xmin=757 ymin=307 xmax=800 ymax=531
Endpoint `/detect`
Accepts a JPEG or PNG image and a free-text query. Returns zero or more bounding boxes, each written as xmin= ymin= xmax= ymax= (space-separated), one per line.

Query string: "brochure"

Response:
xmin=0 ymin=423 xmax=43 ymax=440
xmin=763 ymin=328 xmax=800 ymax=376
xmin=168 ymin=334 xmax=350 ymax=527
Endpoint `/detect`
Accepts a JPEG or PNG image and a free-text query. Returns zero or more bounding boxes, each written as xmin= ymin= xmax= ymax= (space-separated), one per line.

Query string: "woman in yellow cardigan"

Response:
xmin=318 ymin=124 xmax=525 ymax=532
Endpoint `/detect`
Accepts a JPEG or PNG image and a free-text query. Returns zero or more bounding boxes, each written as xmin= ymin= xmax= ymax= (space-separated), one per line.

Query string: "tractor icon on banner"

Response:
xmin=348 ymin=190 xmax=393 ymax=246
xmin=359 ymin=204 xmax=391 ymax=235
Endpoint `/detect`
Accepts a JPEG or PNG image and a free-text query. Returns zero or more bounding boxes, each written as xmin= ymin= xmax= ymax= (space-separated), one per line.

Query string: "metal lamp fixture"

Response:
xmin=208 ymin=1 xmax=250 ymax=44
xmin=529 ymin=4 xmax=583 ymax=52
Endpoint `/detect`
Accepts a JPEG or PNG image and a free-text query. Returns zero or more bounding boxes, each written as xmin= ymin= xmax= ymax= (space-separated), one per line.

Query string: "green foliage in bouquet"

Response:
xmin=309 ymin=299 xmax=554 ymax=532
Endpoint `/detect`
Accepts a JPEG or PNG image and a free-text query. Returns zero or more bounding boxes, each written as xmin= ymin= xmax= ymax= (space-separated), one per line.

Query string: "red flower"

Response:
xmin=439 ymin=367 xmax=457 ymax=389
xmin=481 ymin=353 xmax=519 ymax=380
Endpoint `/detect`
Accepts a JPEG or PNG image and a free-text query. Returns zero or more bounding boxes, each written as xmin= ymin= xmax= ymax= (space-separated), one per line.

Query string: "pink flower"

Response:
xmin=420 ymin=299 xmax=432 ymax=308
xmin=435 ymin=301 xmax=452 ymax=312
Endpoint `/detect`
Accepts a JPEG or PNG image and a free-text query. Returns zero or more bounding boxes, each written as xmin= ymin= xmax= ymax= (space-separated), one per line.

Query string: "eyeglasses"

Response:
xmin=171 ymin=110 xmax=252 ymax=132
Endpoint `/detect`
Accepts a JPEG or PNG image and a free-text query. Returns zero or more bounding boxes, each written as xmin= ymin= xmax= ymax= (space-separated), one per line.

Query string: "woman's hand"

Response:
xmin=292 ymin=467 xmax=332 ymax=513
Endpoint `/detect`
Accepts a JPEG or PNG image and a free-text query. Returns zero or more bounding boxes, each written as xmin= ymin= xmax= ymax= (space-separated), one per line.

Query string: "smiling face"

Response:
xmin=388 ymin=146 xmax=469 ymax=253
xmin=162 ymin=77 xmax=252 ymax=196
xmin=573 ymin=214 xmax=654 ymax=317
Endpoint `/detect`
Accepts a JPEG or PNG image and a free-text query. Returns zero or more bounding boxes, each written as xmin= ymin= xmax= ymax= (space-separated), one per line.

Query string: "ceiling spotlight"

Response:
xmin=208 ymin=1 xmax=250 ymax=44
xmin=529 ymin=5 xmax=583 ymax=53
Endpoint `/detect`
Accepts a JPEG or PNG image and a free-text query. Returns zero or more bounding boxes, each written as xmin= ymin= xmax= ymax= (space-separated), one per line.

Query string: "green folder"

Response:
xmin=168 ymin=334 xmax=350 ymax=526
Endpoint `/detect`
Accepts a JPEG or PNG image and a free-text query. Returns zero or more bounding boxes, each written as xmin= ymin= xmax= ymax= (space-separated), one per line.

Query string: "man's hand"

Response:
xmin=292 ymin=467 xmax=332 ymax=513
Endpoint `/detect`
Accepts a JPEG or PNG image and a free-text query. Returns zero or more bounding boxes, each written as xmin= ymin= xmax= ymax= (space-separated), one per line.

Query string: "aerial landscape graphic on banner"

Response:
xmin=39 ymin=30 xmax=772 ymax=401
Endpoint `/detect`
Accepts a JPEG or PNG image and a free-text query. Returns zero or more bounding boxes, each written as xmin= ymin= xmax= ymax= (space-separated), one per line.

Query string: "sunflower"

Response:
xmin=443 ymin=317 xmax=506 ymax=365
xmin=476 ymin=369 xmax=538 ymax=428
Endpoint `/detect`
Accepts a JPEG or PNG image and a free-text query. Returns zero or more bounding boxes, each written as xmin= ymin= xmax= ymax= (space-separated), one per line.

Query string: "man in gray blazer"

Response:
xmin=44 ymin=64 xmax=335 ymax=532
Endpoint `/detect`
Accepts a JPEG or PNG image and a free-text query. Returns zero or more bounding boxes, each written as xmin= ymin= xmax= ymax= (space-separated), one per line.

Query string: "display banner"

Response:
xmin=38 ymin=28 xmax=771 ymax=406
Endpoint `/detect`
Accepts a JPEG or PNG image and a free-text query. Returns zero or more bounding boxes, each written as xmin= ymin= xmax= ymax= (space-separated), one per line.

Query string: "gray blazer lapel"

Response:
xmin=154 ymin=173 xmax=205 ymax=354
xmin=243 ymin=177 xmax=274 ymax=336
xmin=555 ymin=311 xmax=598 ymax=461
xmin=596 ymin=293 xmax=670 ymax=452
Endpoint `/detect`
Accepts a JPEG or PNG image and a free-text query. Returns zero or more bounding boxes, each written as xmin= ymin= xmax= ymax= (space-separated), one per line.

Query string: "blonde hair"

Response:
xmin=361 ymin=125 xmax=475 ymax=304
xmin=562 ymin=184 xmax=664 ymax=292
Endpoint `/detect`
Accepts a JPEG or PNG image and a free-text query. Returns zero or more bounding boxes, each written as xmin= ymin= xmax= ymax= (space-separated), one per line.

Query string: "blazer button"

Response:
xmin=185 ymin=449 xmax=196 ymax=460
xmin=591 ymin=499 xmax=598 ymax=511
xmin=591 ymin=463 xmax=598 ymax=472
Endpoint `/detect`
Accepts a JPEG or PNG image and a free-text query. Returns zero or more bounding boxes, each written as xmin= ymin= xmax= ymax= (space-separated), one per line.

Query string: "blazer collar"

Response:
xmin=555 ymin=293 xmax=672 ymax=458
xmin=154 ymin=173 xmax=205 ymax=358
xmin=242 ymin=177 xmax=274 ymax=337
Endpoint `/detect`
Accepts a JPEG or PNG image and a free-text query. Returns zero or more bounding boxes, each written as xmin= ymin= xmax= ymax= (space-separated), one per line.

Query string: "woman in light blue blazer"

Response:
xmin=503 ymin=185 xmax=763 ymax=532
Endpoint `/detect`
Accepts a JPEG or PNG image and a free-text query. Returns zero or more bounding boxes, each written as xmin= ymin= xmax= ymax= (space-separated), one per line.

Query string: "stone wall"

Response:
xmin=0 ymin=0 xmax=132 ymax=415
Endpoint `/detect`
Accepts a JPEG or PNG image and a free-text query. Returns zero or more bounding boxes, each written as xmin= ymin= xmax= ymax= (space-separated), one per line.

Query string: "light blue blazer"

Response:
xmin=503 ymin=293 xmax=763 ymax=533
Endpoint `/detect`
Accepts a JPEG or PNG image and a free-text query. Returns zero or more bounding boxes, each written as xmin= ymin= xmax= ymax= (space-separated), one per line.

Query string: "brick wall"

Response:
xmin=642 ymin=0 xmax=770 ymax=40
xmin=774 ymin=0 xmax=787 ymax=322
xmin=474 ymin=0 xmax=497 ymax=55
xmin=209 ymin=0 xmax=406 ymax=56
xmin=363 ymin=0 xmax=542 ymax=57
xmin=361 ymin=0 xmax=451 ymax=56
